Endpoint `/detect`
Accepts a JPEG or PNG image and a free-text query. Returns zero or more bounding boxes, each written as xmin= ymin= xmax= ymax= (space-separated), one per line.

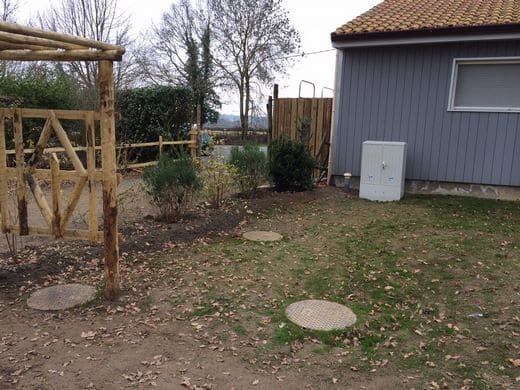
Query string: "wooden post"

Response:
xmin=13 ymin=109 xmax=28 ymax=235
xmin=189 ymin=125 xmax=198 ymax=160
xmin=267 ymin=96 xmax=273 ymax=144
xmin=50 ymin=153 xmax=62 ymax=239
xmin=123 ymin=144 xmax=129 ymax=168
xmin=272 ymin=84 xmax=279 ymax=141
xmin=196 ymin=104 xmax=202 ymax=131
xmin=158 ymin=135 xmax=163 ymax=158
xmin=86 ymin=112 xmax=98 ymax=241
xmin=196 ymin=104 xmax=202 ymax=157
xmin=99 ymin=60 xmax=120 ymax=300
xmin=0 ymin=111 xmax=9 ymax=233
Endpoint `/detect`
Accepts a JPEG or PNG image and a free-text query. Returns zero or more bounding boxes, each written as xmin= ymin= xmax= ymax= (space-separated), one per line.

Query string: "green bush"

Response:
xmin=0 ymin=66 xmax=77 ymax=110
xmin=268 ymin=137 xmax=316 ymax=192
xmin=116 ymin=86 xmax=194 ymax=163
xmin=200 ymin=157 xmax=237 ymax=208
xmin=0 ymin=66 xmax=82 ymax=147
xmin=116 ymin=86 xmax=194 ymax=144
xmin=143 ymin=154 xmax=201 ymax=221
xmin=229 ymin=143 xmax=267 ymax=195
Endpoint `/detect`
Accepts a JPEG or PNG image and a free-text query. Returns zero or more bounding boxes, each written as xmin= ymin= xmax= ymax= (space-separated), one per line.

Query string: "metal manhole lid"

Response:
xmin=242 ymin=231 xmax=283 ymax=242
xmin=27 ymin=284 xmax=96 ymax=311
xmin=286 ymin=300 xmax=357 ymax=331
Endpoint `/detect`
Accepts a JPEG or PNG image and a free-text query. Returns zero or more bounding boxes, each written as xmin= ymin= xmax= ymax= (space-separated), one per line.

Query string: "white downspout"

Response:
xmin=327 ymin=49 xmax=345 ymax=186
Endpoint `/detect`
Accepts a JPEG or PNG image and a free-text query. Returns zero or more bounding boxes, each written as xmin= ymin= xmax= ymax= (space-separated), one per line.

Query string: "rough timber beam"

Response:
xmin=0 ymin=41 xmax=49 ymax=51
xmin=0 ymin=21 xmax=124 ymax=52
xmin=0 ymin=49 xmax=123 ymax=61
xmin=0 ymin=30 xmax=85 ymax=50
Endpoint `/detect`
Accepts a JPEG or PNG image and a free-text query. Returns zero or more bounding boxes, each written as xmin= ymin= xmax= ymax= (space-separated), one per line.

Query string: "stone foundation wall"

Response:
xmin=331 ymin=176 xmax=520 ymax=201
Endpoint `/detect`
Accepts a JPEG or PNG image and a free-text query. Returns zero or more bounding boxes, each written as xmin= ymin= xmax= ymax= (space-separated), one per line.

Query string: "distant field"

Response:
xmin=204 ymin=127 xmax=268 ymax=145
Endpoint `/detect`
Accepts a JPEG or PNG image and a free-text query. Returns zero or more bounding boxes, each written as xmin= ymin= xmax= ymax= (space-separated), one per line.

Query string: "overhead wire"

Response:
xmin=281 ymin=48 xmax=335 ymax=60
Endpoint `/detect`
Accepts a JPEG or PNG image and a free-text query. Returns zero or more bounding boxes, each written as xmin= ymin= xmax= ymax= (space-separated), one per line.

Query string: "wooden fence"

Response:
xmin=4 ymin=129 xmax=199 ymax=170
xmin=0 ymin=108 xmax=199 ymax=244
xmin=271 ymin=97 xmax=333 ymax=172
xmin=118 ymin=129 xmax=198 ymax=169
xmin=0 ymin=108 xmax=106 ymax=242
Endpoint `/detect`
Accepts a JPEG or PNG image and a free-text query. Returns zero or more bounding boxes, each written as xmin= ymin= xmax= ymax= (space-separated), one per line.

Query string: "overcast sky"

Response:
xmin=16 ymin=0 xmax=380 ymax=114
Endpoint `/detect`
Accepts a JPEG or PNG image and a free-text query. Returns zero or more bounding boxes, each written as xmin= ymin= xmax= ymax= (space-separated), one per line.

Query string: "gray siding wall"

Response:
xmin=333 ymin=41 xmax=520 ymax=186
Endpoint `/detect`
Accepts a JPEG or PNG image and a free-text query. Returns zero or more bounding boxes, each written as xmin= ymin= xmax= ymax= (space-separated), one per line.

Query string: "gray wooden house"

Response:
xmin=329 ymin=0 xmax=520 ymax=196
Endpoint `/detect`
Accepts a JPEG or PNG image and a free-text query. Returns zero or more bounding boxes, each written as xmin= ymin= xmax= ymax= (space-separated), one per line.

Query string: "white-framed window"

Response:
xmin=448 ymin=57 xmax=520 ymax=113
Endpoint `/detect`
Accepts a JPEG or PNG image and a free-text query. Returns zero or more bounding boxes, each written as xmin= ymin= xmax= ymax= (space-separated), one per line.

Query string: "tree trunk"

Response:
xmin=243 ymin=75 xmax=250 ymax=138
xmin=198 ymin=97 xmax=205 ymax=127
xmin=238 ymin=80 xmax=246 ymax=139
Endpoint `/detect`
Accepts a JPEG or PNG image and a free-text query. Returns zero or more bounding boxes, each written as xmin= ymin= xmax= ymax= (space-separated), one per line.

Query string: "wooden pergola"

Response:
xmin=0 ymin=22 xmax=125 ymax=299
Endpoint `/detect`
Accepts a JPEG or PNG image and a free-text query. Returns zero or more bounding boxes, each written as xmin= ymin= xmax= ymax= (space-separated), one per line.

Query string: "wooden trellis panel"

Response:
xmin=0 ymin=108 xmax=107 ymax=242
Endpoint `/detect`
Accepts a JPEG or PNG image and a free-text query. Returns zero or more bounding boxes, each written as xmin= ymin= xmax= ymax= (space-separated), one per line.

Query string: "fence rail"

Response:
xmin=4 ymin=134 xmax=198 ymax=170
xmin=117 ymin=133 xmax=198 ymax=169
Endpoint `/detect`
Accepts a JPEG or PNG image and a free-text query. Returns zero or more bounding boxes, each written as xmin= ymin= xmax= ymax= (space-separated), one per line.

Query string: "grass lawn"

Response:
xmin=2 ymin=186 xmax=517 ymax=389
xmin=152 ymin=188 xmax=519 ymax=388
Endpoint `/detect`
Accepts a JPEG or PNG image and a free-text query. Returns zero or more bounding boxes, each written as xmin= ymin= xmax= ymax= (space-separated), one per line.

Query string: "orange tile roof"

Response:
xmin=333 ymin=0 xmax=520 ymax=40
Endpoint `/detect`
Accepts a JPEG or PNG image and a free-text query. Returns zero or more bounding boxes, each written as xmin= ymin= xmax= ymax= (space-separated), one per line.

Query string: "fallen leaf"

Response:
xmin=80 ymin=331 xmax=97 ymax=340
xmin=445 ymin=355 xmax=461 ymax=361
xmin=509 ymin=359 xmax=520 ymax=367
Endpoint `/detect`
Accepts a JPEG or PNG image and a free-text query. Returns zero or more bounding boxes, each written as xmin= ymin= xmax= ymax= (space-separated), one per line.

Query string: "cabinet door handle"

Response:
xmin=382 ymin=161 xmax=387 ymax=170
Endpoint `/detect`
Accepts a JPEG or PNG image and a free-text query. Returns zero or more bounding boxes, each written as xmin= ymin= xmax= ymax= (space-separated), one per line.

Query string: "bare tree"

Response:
xmin=136 ymin=0 xmax=220 ymax=123
xmin=208 ymin=0 xmax=299 ymax=136
xmin=137 ymin=0 xmax=200 ymax=85
xmin=0 ymin=0 xmax=19 ymax=76
xmin=1 ymin=0 xmax=17 ymax=21
xmin=38 ymin=0 xmax=135 ymax=99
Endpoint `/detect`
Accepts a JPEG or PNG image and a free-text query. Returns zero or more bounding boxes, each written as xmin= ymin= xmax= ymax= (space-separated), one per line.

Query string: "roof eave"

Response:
xmin=331 ymin=23 xmax=520 ymax=45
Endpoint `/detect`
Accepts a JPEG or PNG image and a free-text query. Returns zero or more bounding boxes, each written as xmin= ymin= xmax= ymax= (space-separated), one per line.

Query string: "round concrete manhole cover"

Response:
xmin=286 ymin=300 xmax=357 ymax=331
xmin=243 ymin=231 xmax=283 ymax=242
xmin=27 ymin=284 xmax=96 ymax=311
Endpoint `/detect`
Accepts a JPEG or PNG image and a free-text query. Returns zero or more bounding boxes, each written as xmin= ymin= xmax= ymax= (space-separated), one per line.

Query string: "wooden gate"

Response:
xmin=0 ymin=108 xmax=107 ymax=242
xmin=271 ymin=97 xmax=333 ymax=172
xmin=0 ymin=22 xmax=123 ymax=298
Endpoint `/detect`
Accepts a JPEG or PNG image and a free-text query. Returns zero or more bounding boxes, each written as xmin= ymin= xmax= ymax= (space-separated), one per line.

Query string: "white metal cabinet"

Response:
xmin=359 ymin=141 xmax=407 ymax=201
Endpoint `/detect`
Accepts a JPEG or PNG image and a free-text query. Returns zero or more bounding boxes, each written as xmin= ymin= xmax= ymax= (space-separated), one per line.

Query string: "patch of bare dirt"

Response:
xmin=1 ymin=184 xmax=365 ymax=390
xmin=0 ymin=172 xmax=325 ymax=289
